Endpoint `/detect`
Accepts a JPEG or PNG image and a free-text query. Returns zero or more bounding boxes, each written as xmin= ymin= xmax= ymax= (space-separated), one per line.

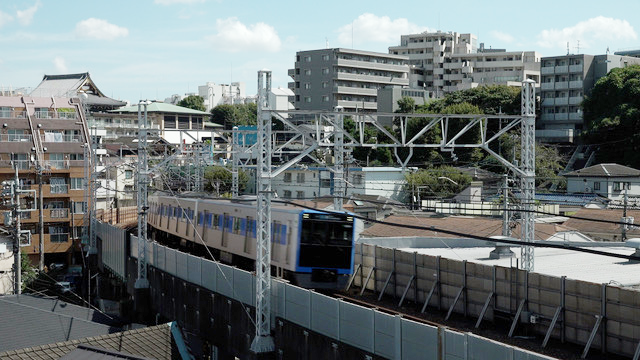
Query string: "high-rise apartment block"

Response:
xmin=389 ymin=31 xmax=540 ymax=97
xmin=0 ymin=96 xmax=91 ymax=265
xmin=288 ymin=48 xmax=409 ymax=112
xmin=538 ymin=54 xmax=640 ymax=142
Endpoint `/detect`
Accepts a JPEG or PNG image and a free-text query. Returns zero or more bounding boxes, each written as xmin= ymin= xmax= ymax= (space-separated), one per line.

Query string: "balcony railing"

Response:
xmin=50 ymin=208 xmax=69 ymax=218
xmin=34 ymin=111 xmax=77 ymax=119
xmin=43 ymin=160 xmax=69 ymax=170
xmin=41 ymin=134 xmax=82 ymax=143
xmin=50 ymin=233 xmax=69 ymax=243
xmin=50 ymin=184 xmax=69 ymax=194
xmin=0 ymin=134 xmax=33 ymax=142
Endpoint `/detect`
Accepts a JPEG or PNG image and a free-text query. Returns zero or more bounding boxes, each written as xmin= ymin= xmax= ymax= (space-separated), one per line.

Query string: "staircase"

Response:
xmin=550 ymin=145 xmax=598 ymax=191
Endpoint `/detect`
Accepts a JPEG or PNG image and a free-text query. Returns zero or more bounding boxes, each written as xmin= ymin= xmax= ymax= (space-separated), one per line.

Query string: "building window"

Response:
xmin=353 ymin=174 xmax=363 ymax=185
xmin=296 ymin=191 xmax=304 ymax=199
xmin=320 ymin=178 xmax=330 ymax=188
xmin=593 ymin=182 xmax=600 ymax=191
xmin=283 ymin=190 xmax=291 ymax=199
xmin=322 ymin=68 xmax=330 ymax=75
xmin=70 ymin=178 xmax=85 ymax=190
xmin=8 ymin=129 xmax=28 ymax=142
xmin=49 ymin=226 xmax=68 ymax=243
xmin=73 ymin=201 xmax=87 ymax=214
xmin=304 ymin=97 xmax=311 ymax=103
xmin=49 ymin=153 xmax=65 ymax=169
xmin=304 ymin=83 xmax=311 ymax=89
xmin=178 ymin=116 xmax=189 ymax=129
xmin=322 ymin=82 xmax=328 ymax=88
xmin=304 ymin=69 xmax=311 ymax=76
xmin=69 ymin=153 xmax=84 ymax=161
xmin=192 ymin=117 xmax=203 ymax=129
xmin=125 ymin=170 xmax=133 ymax=179
xmin=296 ymin=173 xmax=305 ymax=183
xmin=284 ymin=173 xmax=292 ymax=183
xmin=322 ymin=54 xmax=330 ymax=61
xmin=12 ymin=153 xmax=29 ymax=170
xmin=164 ymin=115 xmax=176 ymax=129
xmin=50 ymin=177 xmax=68 ymax=194
xmin=322 ymin=95 xmax=329 ymax=102
xmin=304 ymin=56 xmax=311 ymax=62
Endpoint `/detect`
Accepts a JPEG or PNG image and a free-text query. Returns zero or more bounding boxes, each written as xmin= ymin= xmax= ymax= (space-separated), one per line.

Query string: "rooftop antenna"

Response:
xmin=567 ymin=42 xmax=570 ymax=55
xmin=606 ymin=46 xmax=610 ymax=55
xmin=325 ymin=37 xmax=329 ymax=49
xmin=575 ymin=40 xmax=580 ymax=54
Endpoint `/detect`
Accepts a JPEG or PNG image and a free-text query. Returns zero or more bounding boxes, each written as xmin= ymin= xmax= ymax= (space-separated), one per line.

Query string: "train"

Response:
xmin=147 ymin=193 xmax=361 ymax=289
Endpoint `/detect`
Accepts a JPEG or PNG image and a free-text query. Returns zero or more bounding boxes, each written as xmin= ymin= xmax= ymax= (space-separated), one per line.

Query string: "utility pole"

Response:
xmin=251 ymin=69 xmax=275 ymax=355
xmin=38 ymin=165 xmax=44 ymax=271
xmin=502 ymin=174 xmax=511 ymax=237
xmin=12 ymin=169 xmax=21 ymax=295
xmin=622 ymin=188 xmax=628 ymax=241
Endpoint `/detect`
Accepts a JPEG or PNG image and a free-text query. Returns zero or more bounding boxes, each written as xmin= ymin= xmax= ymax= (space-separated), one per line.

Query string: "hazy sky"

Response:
xmin=2 ymin=0 xmax=639 ymax=103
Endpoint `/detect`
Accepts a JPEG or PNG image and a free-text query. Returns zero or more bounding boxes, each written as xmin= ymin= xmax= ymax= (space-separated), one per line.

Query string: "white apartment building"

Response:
xmin=197 ymin=82 xmax=248 ymax=112
xmin=389 ymin=31 xmax=540 ymax=97
xmin=271 ymin=166 xmax=409 ymax=202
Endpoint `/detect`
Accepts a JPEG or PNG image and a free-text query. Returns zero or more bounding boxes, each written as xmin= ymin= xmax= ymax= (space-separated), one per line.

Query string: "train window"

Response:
xmin=198 ymin=212 xmax=204 ymax=226
xmin=299 ymin=214 xmax=353 ymax=268
xmin=206 ymin=213 xmax=213 ymax=228
xmin=271 ymin=222 xmax=287 ymax=244
xmin=247 ymin=219 xmax=256 ymax=238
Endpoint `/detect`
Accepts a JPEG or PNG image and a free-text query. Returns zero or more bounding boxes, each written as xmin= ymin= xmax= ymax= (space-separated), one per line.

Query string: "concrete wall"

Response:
xmin=354 ymin=243 xmax=640 ymax=358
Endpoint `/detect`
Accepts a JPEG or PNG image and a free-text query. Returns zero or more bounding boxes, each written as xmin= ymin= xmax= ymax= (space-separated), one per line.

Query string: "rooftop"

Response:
xmin=564 ymin=163 xmax=640 ymax=177
xmin=110 ymin=101 xmax=211 ymax=116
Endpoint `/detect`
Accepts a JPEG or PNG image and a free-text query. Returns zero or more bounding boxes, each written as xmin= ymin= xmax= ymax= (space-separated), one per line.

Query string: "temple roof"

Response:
xmin=31 ymin=72 xmax=126 ymax=110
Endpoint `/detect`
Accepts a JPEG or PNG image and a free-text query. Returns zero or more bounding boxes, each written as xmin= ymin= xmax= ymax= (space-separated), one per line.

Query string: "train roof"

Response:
xmin=150 ymin=193 xmax=337 ymax=215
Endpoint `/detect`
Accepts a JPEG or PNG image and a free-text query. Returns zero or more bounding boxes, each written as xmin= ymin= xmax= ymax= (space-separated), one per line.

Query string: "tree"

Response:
xmin=177 ymin=95 xmax=206 ymax=112
xmin=21 ymin=250 xmax=37 ymax=292
xmin=204 ymin=165 xmax=249 ymax=196
xmin=423 ymin=85 xmax=521 ymax=115
xmin=210 ymin=103 xmax=257 ymax=129
xmin=583 ymin=65 xmax=640 ymax=167
xmin=404 ymin=166 xmax=472 ymax=202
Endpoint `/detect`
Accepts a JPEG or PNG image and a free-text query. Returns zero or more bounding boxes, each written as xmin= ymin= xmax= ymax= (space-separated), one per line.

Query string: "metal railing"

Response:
xmin=50 ymin=184 xmax=69 ymax=194
xmin=0 ymin=134 xmax=32 ymax=142
xmin=50 ymin=233 xmax=69 ymax=243
xmin=50 ymin=208 xmax=69 ymax=218
xmin=41 ymin=134 xmax=82 ymax=143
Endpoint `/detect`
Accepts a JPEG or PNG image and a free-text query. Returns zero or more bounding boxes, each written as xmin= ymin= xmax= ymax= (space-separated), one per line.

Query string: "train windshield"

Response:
xmin=299 ymin=212 xmax=353 ymax=269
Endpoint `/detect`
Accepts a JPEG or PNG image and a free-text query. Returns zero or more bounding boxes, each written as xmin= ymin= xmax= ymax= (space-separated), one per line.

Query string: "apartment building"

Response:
xmin=389 ymin=31 xmax=476 ymax=97
xmin=288 ymin=48 xmax=409 ymax=112
xmin=271 ymin=166 xmax=408 ymax=202
xmin=538 ymin=54 xmax=640 ymax=142
xmin=0 ymin=96 xmax=91 ymax=265
xmin=389 ymin=31 xmax=540 ymax=97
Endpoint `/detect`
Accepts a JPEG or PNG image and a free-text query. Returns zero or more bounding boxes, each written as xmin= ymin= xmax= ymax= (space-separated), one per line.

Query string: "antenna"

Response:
xmin=575 ymin=40 xmax=580 ymax=54
xmin=567 ymin=42 xmax=570 ymax=55
xmin=325 ymin=37 xmax=328 ymax=49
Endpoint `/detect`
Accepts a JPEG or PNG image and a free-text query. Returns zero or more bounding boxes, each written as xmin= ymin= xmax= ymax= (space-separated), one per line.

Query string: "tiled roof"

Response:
xmin=0 ymin=324 xmax=173 ymax=360
xmin=0 ymin=295 xmax=122 ymax=353
xmin=361 ymin=215 xmax=568 ymax=240
xmin=110 ymin=102 xmax=210 ymax=115
xmin=565 ymin=163 xmax=640 ymax=177
xmin=562 ymin=208 xmax=640 ymax=237
xmin=30 ymin=72 xmax=126 ymax=108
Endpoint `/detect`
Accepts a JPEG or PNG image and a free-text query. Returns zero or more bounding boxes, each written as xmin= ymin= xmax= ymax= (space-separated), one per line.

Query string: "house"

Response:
xmin=0 ymin=95 xmax=91 ymax=266
xmin=565 ymin=163 xmax=640 ymax=201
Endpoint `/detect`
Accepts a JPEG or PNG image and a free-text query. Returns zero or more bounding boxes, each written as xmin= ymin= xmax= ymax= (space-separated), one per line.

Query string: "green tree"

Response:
xmin=583 ymin=65 xmax=640 ymax=167
xmin=204 ymin=165 xmax=249 ymax=196
xmin=404 ymin=166 xmax=472 ymax=202
xmin=21 ymin=250 xmax=37 ymax=292
xmin=177 ymin=95 xmax=206 ymax=112
xmin=423 ymin=85 xmax=521 ymax=115
xmin=210 ymin=103 xmax=257 ymax=129
xmin=396 ymin=96 xmax=416 ymax=113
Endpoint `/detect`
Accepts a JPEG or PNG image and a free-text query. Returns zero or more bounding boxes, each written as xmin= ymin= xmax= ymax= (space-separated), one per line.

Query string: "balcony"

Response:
xmin=555 ymin=65 xmax=569 ymax=73
xmin=335 ymin=72 xmax=408 ymax=86
xmin=542 ymin=98 xmax=555 ymax=106
xmin=23 ymin=234 xmax=73 ymax=255
xmin=569 ymin=112 xmax=583 ymax=122
xmin=0 ymin=134 xmax=33 ymax=142
xmin=555 ymin=97 xmax=569 ymax=105
xmin=541 ymin=83 xmax=554 ymax=90
xmin=555 ymin=113 xmax=569 ymax=121
xmin=569 ymin=80 xmax=583 ymax=88
xmin=541 ymin=67 xmax=555 ymax=75
xmin=48 ymin=208 xmax=70 ymax=221
xmin=336 ymin=58 xmax=408 ymax=72
xmin=569 ymin=64 xmax=583 ymax=72
xmin=333 ymin=86 xmax=377 ymax=96
xmin=569 ymin=96 xmax=583 ymax=105
xmin=555 ymin=81 xmax=569 ymax=90
xmin=41 ymin=134 xmax=82 ymax=143
xmin=287 ymin=69 xmax=296 ymax=78
xmin=43 ymin=160 xmax=69 ymax=170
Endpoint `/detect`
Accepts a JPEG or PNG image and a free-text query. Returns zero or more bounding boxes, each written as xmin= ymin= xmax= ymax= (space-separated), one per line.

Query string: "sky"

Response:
xmin=2 ymin=0 xmax=640 ymax=103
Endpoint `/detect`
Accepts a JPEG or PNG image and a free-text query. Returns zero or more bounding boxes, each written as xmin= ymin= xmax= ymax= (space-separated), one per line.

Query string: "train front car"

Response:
xmin=294 ymin=210 xmax=356 ymax=289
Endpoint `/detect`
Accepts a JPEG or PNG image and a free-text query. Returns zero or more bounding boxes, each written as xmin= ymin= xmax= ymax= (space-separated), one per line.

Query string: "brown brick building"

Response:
xmin=0 ymin=95 xmax=91 ymax=265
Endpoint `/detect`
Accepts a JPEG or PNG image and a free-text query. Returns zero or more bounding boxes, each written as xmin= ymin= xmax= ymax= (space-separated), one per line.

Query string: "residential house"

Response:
xmin=565 ymin=163 xmax=640 ymax=202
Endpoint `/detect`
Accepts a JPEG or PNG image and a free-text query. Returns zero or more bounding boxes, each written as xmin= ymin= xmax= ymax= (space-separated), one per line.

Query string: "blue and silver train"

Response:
xmin=147 ymin=194 xmax=360 ymax=289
